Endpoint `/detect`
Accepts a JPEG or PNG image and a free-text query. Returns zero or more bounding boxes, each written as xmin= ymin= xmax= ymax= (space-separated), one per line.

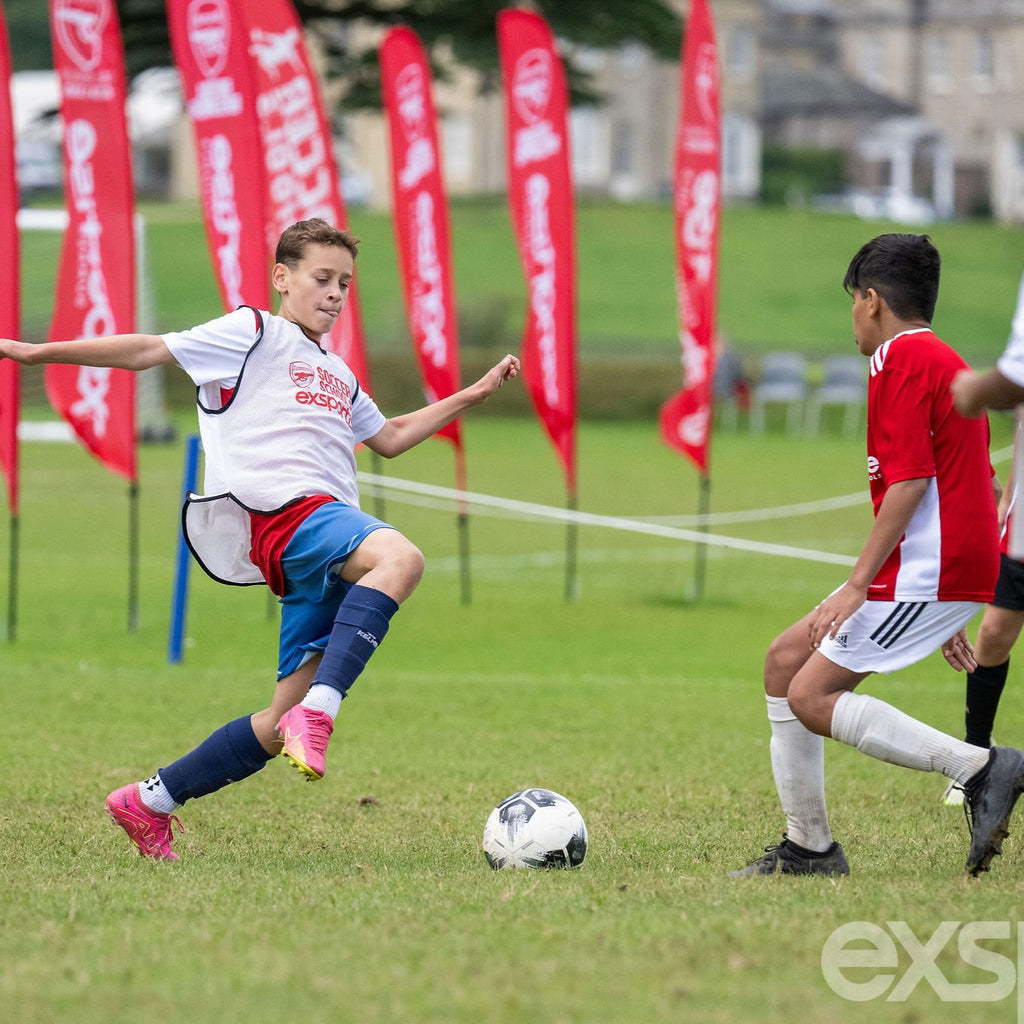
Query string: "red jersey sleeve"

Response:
xmin=869 ymin=353 xmax=936 ymax=490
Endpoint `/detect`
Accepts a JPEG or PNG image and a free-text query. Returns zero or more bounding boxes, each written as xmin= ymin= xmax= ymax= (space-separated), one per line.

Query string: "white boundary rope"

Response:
xmin=22 ymin=424 xmax=1010 ymax=569
xmin=356 ymin=443 xmax=1015 ymax=570
xmin=357 ymin=472 xmax=857 ymax=567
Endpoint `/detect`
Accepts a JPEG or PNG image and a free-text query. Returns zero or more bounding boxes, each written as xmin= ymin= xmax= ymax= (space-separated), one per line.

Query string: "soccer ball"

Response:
xmin=482 ymin=788 xmax=588 ymax=870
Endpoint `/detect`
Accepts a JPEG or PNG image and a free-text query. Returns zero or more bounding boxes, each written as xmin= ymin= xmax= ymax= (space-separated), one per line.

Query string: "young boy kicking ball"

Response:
xmin=0 ymin=218 xmax=519 ymax=860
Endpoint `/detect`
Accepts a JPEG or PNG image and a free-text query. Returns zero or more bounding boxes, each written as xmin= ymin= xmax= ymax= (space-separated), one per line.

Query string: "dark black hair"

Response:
xmin=842 ymin=233 xmax=941 ymax=323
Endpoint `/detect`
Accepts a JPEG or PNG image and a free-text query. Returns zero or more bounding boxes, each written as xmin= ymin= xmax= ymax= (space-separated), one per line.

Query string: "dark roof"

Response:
xmin=762 ymin=66 xmax=914 ymax=121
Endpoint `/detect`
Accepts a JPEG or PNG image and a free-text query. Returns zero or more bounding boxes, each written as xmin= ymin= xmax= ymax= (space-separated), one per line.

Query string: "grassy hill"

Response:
xmin=16 ymin=198 xmax=1024 ymax=415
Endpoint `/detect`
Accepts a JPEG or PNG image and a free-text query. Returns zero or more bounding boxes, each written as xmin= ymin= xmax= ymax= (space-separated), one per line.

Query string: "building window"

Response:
xmin=927 ymin=34 xmax=952 ymax=93
xmin=612 ymin=120 xmax=635 ymax=177
xmin=570 ymin=106 xmax=607 ymax=188
xmin=973 ymin=31 xmax=995 ymax=90
xmin=723 ymin=117 xmax=743 ymax=186
xmin=726 ymin=25 xmax=755 ymax=82
xmin=861 ymin=34 xmax=885 ymax=90
xmin=441 ymin=115 xmax=472 ymax=185
xmin=721 ymin=113 xmax=759 ymax=199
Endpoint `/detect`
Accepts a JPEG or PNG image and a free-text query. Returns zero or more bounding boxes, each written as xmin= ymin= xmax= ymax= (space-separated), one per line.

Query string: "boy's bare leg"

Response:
xmin=252 ymin=656 xmax=321 ymax=754
xmin=277 ymin=530 xmax=425 ymax=781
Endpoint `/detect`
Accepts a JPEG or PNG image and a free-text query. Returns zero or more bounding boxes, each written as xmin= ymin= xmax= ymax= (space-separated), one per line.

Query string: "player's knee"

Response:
xmin=764 ymin=633 xmax=802 ymax=695
xmin=975 ymin=618 xmax=1018 ymax=664
xmin=786 ymin=682 xmax=830 ymax=735
xmin=384 ymin=535 xmax=425 ymax=592
xmin=786 ymin=681 xmax=811 ymax=720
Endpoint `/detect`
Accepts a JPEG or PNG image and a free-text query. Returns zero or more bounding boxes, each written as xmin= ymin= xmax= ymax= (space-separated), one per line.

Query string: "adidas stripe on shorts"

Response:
xmin=816 ymin=598 xmax=981 ymax=674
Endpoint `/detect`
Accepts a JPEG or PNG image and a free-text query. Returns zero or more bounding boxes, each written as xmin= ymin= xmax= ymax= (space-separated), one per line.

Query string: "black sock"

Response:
xmin=964 ymin=659 xmax=1009 ymax=748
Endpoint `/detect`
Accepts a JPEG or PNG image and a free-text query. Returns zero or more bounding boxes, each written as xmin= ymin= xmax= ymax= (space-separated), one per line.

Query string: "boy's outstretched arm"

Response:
xmin=364 ymin=354 xmax=520 ymax=459
xmin=0 ymin=334 xmax=177 ymax=372
xmin=951 ymin=367 xmax=1024 ymax=417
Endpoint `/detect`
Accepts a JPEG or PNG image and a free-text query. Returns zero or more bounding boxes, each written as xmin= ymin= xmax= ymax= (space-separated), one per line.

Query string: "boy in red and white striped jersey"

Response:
xmin=732 ymin=233 xmax=1024 ymax=878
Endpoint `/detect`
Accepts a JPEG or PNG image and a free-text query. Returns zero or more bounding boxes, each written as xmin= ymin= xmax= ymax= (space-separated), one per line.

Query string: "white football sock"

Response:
xmin=301 ymin=682 xmax=343 ymax=720
xmin=137 ymin=773 xmax=181 ymax=814
xmin=830 ymin=691 xmax=991 ymax=784
xmin=767 ymin=695 xmax=834 ymax=852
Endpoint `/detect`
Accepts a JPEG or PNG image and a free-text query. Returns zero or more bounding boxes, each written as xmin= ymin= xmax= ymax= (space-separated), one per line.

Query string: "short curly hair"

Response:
xmin=275 ymin=218 xmax=360 ymax=267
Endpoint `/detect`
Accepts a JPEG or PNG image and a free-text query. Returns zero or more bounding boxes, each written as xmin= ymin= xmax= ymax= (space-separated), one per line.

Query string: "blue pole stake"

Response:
xmin=168 ymin=434 xmax=201 ymax=664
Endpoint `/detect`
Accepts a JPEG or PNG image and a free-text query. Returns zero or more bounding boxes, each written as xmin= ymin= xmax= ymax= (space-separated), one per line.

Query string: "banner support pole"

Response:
xmin=370 ymin=450 xmax=386 ymax=522
xmin=6 ymin=513 xmax=17 ymax=642
xmin=565 ymin=490 xmax=579 ymax=602
xmin=454 ymin=443 xmax=471 ymax=606
xmin=168 ymin=434 xmax=201 ymax=663
xmin=691 ymin=473 xmax=711 ymax=601
xmin=128 ymin=481 xmax=139 ymax=632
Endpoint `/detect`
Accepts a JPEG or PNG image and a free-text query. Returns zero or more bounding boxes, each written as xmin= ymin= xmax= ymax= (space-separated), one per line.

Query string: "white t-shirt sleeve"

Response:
xmin=162 ymin=307 xmax=265 ymax=388
xmin=997 ymin=272 xmax=1024 ymax=388
xmin=351 ymin=385 xmax=387 ymax=443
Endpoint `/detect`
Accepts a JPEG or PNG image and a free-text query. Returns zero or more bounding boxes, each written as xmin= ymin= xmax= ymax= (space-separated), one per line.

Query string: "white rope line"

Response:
xmin=357 ymin=441 xmax=1014 ymax=567
xmin=20 ymin=421 xmax=1008 ymax=566
xmin=427 ymin=543 xmax=697 ymax=574
xmin=640 ymin=490 xmax=866 ymax=526
xmin=356 ymin=440 xmax=1011 ymax=557
xmin=356 ymin=471 xmax=857 ymax=567
xmin=638 ymin=441 xmax=1015 ymax=527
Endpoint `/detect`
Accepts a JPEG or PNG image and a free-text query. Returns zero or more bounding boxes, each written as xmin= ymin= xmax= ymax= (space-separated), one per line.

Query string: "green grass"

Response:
xmin=17 ymin=199 xmax=1023 ymax=418
xmin=3 ymin=414 xmax=1024 ymax=1023
xmin=19 ymin=199 xmax=1024 ymax=367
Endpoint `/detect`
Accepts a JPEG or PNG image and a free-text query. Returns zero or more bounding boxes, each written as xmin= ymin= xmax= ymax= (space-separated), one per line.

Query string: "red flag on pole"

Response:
xmin=498 ymin=9 xmax=577 ymax=494
xmin=0 ymin=2 xmax=19 ymax=514
xmin=47 ymin=0 xmax=137 ymax=483
xmin=659 ymin=0 xmax=721 ymax=476
xmin=167 ymin=0 xmax=270 ymax=311
xmin=380 ymin=26 xmax=462 ymax=448
xmin=237 ymin=0 xmax=373 ymax=389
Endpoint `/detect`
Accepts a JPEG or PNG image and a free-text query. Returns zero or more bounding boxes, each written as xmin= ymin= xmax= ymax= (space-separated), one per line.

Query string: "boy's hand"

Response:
xmin=494 ymin=353 xmax=520 ymax=386
xmin=950 ymin=369 xmax=985 ymax=418
xmin=808 ymin=581 xmax=867 ymax=649
xmin=478 ymin=354 xmax=520 ymax=398
xmin=940 ymin=628 xmax=977 ymax=672
xmin=951 ymin=366 xmax=1024 ymax=416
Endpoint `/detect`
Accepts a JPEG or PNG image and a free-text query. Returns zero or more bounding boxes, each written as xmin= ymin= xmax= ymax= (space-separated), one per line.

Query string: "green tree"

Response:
xmin=113 ymin=0 xmax=682 ymax=108
xmin=3 ymin=0 xmax=53 ymax=71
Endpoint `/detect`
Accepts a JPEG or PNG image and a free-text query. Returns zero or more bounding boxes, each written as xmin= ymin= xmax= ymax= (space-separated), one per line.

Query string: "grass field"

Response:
xmin=4 ymin=407 xmax=1024 ymax=1023
xmin=15 ymin=198 xmax=1024 ymax=424
xmin=17 ymin=199 xmax=1024 ymax=368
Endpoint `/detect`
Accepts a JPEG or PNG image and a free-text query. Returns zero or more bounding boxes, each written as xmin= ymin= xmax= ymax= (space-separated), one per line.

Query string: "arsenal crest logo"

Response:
xmin=512 ymin=48 xmax=552 ymax=125
xmin=289 ymin=361 xmax=315 ymax=388
xmin=395 ymin=63 xmax=427 ymax=142
xmin=53 ymin=0 xmax=110 ymax=73
xmin=187 ymin=0 xmax=231 ymax=79
xmin=694 ymin=42 xmax=719 ymax=126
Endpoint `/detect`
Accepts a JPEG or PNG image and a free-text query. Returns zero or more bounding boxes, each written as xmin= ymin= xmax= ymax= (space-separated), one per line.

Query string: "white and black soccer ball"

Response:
xmin=482 ymin=788 xmax=588 ymax=870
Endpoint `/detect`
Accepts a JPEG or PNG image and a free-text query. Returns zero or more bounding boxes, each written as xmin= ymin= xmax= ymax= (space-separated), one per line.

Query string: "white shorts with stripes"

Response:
xmin=817 ymin=599 xmax=982 ymax=674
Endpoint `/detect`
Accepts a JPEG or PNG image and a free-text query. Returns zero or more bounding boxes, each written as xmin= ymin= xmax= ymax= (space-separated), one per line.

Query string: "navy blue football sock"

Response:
xmin=313 ymin=584 xmax=399 ymax=698
xmin=159 ymin=715 xmax=273 ymax=805
xmin=965 ymin=659 xmax=1009 ymax=748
